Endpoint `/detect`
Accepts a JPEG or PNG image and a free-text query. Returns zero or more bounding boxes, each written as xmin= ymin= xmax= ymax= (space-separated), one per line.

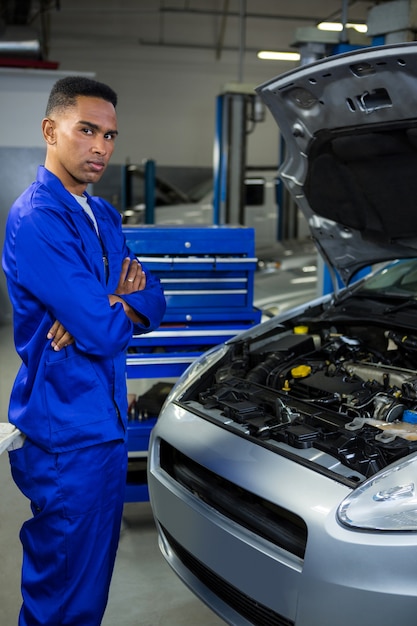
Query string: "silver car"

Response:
xmin=148 ymin=42 xmax=417 ymax=626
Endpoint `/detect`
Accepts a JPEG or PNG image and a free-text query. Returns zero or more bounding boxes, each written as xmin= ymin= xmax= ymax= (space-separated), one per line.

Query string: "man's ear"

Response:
xmin=42 ymin=118 xmax=56 ymax=145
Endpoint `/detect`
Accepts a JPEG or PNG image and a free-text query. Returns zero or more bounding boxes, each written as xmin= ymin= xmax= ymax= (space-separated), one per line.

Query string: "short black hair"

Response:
xmin=45 ymin=76 xmax=117 ymax=116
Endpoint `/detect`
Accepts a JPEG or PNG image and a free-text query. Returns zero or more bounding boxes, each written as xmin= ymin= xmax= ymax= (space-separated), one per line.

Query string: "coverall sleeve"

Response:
xmin=116 ymin=261 xmax=166 ymax=333
xmin=14 ymin=207 xmax=165 ymax=357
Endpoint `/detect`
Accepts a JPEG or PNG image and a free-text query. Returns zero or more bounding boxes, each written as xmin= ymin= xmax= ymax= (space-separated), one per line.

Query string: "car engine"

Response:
xmin=179 ymin=314 xmax=417 ymax=483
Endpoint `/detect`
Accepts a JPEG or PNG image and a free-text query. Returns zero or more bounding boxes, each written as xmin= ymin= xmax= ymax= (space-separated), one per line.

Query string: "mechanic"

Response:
xmin=2 ymin=76 xmax=166 ymax=625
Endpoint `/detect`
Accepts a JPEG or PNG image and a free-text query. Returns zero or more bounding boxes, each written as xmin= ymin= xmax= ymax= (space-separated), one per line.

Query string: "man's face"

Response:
xmin=43 ymin=95 xmax=118 ymax=195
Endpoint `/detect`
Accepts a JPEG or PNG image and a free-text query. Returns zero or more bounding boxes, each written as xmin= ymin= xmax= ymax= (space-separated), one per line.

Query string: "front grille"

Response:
xmin=159 ymin=439 xmax=307 ymax=559
xmin=161 ymin=525 xmax=295 ymax=626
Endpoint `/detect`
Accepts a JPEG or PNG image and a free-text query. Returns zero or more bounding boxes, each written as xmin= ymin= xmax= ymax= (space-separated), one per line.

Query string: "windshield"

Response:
xmin=357 ymin=259 xmax=417 ymax=297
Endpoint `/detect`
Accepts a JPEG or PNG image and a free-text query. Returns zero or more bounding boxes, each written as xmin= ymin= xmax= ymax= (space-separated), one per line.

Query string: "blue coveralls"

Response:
xmin=2 ymin=166 xmax=166 ymax=625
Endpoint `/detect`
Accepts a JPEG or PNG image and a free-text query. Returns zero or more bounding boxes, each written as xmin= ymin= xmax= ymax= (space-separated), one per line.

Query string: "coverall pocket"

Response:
xmin=44 ymin=352 xmax=114 ymax=435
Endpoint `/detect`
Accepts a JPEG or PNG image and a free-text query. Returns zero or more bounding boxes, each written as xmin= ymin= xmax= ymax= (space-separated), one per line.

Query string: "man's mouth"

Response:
xmin=88 ymin=161 xmax=105 ymax=172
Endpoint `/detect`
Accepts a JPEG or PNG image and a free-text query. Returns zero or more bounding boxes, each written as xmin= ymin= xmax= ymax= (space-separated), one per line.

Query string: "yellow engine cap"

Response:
xmin=291 ymin=364 xmax=312 ymax=378
xmin=294 ymin=325 xmax=309 ymax=334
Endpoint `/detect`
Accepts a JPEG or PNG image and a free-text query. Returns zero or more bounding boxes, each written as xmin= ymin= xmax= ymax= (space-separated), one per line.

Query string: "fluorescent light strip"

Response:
xmin=291 ymin=276 xmax=318 ymax=284
xmin=257 ymin=50 xmax=301 ymax=61
xmin=317 ymin=22 xmax=368 ymax=33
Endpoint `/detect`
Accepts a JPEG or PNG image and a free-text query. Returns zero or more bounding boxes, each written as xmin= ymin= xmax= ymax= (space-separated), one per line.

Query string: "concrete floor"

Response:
xmin=0 ymin=323 xmax=225 ymax=626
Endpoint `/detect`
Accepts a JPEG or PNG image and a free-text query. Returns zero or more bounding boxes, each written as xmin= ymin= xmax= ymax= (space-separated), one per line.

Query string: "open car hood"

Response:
xmin=256 ymin=42 xmax=417 ymax=286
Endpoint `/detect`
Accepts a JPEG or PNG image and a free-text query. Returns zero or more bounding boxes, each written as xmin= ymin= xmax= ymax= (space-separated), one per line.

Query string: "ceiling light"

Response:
xmin=291 ymin=276 xmax=318 ymax=284
xmin=257 ymin=51 xmax=301 ymax=61
xmin=317 ymin=22 xmax=368 ymax=34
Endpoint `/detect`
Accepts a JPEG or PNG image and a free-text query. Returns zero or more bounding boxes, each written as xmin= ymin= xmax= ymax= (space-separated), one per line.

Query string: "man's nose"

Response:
xmin=92 ymin=137 xmax=107 ymax=154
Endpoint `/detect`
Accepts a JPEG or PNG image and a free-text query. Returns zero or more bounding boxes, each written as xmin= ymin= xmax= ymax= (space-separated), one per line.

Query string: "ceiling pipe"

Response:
xmin=340 ymin=0 xmax=349 ymax=43
xmin=159 ymin=7 xmax=344 ymax=23
xmin=0 ymin=25 xmax=41 ymax=57
xmin=238 ymin=0 xmax=246 ymax=82
xmin=216 ymin=0 xmax=229 ymax=60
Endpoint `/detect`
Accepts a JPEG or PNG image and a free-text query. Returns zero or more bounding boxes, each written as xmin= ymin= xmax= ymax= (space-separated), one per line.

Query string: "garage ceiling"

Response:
xmin=0 ymin=1 xmax=395 ymax=62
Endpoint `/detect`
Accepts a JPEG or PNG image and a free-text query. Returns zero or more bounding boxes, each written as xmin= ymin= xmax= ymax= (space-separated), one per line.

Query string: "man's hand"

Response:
xmin=108 ymin=257 xmax=147 ymax=324
xmin=114 ymin=257 xmax=146 ymax=295
xmin=47 ymin=320 xmax=75 ymax=352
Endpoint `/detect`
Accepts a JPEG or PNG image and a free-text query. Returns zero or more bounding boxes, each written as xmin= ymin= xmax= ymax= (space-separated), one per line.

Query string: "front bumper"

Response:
xmin=148 ymin=403 xmax=417 ymax=626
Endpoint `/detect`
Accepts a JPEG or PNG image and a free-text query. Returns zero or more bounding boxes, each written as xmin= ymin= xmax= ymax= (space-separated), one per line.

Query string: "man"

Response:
xmin=2 ymin=76 xmax=166 ymax=625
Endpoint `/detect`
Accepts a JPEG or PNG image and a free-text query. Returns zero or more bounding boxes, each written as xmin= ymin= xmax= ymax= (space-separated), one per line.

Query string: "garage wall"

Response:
xmin=46 ymin=9 xmax=291 ymax=169
xmin=0 ymin=68 xmax=94 ymax=148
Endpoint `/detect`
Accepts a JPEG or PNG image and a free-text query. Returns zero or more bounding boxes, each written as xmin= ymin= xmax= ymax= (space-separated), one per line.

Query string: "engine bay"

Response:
xmin=179 ymin=313 xmax=417 ymax=483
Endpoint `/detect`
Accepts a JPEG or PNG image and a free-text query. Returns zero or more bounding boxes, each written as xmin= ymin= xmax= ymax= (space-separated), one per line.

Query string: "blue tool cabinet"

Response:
xmin=123 ymin=225 xmax=261 ymax=502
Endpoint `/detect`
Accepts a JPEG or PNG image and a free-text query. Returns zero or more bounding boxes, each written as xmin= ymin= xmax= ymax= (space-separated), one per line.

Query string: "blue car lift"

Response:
xmin=123 ymin=225 xmax=261 ymax=502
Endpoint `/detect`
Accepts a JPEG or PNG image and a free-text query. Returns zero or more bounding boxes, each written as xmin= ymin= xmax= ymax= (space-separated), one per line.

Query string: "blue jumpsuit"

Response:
xmin=2 ymin=166 xmax=166 ymax=625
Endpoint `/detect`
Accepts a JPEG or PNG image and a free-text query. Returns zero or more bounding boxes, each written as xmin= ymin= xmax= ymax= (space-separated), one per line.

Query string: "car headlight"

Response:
xmin=160 ymin=343 xmax=230 ymax=410
xmin=337 ymin=452 xmax=417 ymax=530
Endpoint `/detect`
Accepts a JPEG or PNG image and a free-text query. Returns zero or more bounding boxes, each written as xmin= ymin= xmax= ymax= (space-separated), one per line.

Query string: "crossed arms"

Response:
xmin=48 ymin=257 xmax=146 ymax=351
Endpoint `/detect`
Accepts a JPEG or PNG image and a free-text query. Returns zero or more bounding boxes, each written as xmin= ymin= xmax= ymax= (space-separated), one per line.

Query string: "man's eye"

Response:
xmin=82 ymin=128 xmax=93 ymax=135
xmin=104 ymin=133 xmax=116 ymax=140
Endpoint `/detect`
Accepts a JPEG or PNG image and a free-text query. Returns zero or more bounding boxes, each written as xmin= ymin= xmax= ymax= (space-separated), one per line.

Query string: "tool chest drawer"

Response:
xmin=123 ymin=225 xmax=260 ymax=323
xmin=126 ymin=321 xmax=258 ymax=378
